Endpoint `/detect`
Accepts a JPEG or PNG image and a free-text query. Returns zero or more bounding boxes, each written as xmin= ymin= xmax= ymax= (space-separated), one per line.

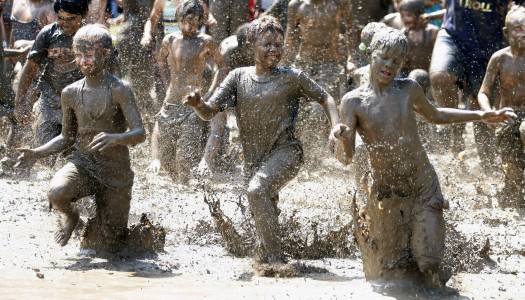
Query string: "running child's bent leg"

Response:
xmin=247 ymin=145 xmax=302 ymax=263
xmin=48 ymin=162 xmax=97 ymax=246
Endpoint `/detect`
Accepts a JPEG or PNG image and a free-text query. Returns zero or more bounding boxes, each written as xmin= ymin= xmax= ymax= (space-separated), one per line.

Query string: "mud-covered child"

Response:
xmin=398 ymin=0 xmax=439 ymax=77
xmin=16 ymin=24 xmax=146 ymax=252
xmin=184 ymin=16 xmax=339 ymax=271
xmin=149 ymin=0 xmax=227 ymax=183
xmin=478 ymin=6 xmax=525 ymax=209
xmin=332 ymin=28 xmax=515 ymax=286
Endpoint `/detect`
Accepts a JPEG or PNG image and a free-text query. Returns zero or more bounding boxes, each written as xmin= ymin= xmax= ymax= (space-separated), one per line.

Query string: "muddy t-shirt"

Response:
xmin=208 ymin=66 xmax=327 ymax=169
xmin=442 ymin=0 xmax=524 ymax=60
xmin=28 ymin=22 xmax=83 ymax=108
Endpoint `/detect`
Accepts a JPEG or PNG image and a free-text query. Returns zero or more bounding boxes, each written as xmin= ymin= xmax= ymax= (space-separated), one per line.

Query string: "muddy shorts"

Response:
xmin=496 ymin=113 xmax=525 ymax=180
xmin=429 ymin=29 xmax=487 ymax=97
xmin=365 ymin=172 xmax=448 ymax=274
xmin=155 ymin=102 xmax=208 ymax=177
xmin=33 ymin=93 xmax=62 ymax=147
xmin=50 ymin=162 xmax=132 ymax=229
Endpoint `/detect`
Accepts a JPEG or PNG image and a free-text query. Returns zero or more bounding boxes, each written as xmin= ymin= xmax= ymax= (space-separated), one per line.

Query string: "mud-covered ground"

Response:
xmin=0 ymin=124 xmax=524 ymax=299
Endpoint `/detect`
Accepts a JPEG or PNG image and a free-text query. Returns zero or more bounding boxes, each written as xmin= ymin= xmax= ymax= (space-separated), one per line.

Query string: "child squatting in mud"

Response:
xmin=478 ymin=6 xmax=525 ymax=209
xmin=16 ymin=24 xmax=146 ymax=251
xmin=183 ymin=16 xmax=339 ymax=270
xmin=331 ymin=28 xmax=515 ymax=286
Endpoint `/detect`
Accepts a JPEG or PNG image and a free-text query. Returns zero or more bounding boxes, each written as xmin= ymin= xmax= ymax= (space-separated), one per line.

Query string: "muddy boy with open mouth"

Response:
xmin=183 ymin=15 xmax=339 ymax=274
xmin=332 ymin=27 xmax=516 ymax=286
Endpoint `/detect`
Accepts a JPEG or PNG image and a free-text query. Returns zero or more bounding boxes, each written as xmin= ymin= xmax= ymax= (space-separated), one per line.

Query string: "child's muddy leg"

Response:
xmin=47 ymin=163 xmax=95 ymax=246
xmin=412 ymin=200 xmax=446 ymax=286
xmin=94 ymin=185 xmax=132 ymax=252
xmin=154 ymin=119 xmax=179 ymax=178
xmin=247 ymin=146 xmax=302 ymax=264
xmin=176 ymin=113 xmax=207 ymax=184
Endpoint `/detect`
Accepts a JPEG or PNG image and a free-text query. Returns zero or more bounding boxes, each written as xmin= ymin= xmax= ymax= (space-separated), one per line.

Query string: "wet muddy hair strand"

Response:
xmin=246 ymin=15 xmax=284 ymax=47
xmin=369 ymin=28 xmax=409 ymax=57
xmin=399 ymin=0 xmax=425 ymax=17
xmin=54 ymin=0 xmax=90 ymax=16
xmin=73 ymin=24 xmax=113 ymax=51
xmin=176 ymin=0 xmax=205 ymax=26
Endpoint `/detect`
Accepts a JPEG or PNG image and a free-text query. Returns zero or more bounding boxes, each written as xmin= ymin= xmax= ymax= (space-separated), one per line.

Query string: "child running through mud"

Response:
xmin=183 ymin=15 xmax=339 ymax=274
xmin=332 ymin=27 xmax=515 ymax=286
xmin=15 ymin=24 xmax=146 ymax=252
xmin=149 ymin=0 xmax=227 ymax=183
xmin=478 ymin=6 xmax=525 ymax=209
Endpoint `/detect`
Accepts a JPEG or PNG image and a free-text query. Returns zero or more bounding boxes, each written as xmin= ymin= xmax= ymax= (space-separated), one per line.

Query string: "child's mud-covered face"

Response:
xmin=400 ymin=10 xmax=419 ymax=30
xmin=254 ymin=31 xmax=284 ymax=69
xmin=506 ymin=14 xmax=525 ymax=49
xmin=57 ymin=10 xmax=82 ymax=36
xmin=74 ymin=45 xmax=107 ymax=76
xmin=370 ymin=46 xmax=405 ymax=85
xmin=180 ymin=14 xmax=200 ymax=37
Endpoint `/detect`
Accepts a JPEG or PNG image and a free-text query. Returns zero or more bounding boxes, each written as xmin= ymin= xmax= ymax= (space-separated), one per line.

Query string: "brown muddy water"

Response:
xmin=0 ymin=124 xmax=524 ymax=299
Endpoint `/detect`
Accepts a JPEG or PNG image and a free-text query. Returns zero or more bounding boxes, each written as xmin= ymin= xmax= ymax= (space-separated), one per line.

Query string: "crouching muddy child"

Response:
xmin=332 ymin=28 xmax=515 ymax=286
xmin=16 ymin=25 xmax=146 ymax=252
xmin=184 ymin=16 xmax=339 ymax=274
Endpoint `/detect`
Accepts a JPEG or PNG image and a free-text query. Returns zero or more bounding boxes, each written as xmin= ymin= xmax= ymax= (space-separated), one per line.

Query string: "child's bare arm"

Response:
xmin=141 ymin=0 xmax=165 ymax=47
xmin=281 ymin=0 xmax=301 ymax=66
xmin=16 ymin=89 xmax=77 ymax=167
xmin=205 ymin=38 xmax=228 ymax=99
xmin=158 ymin=37 xmax=171 ymax=91
xmin=413 ymin=80 xmax=516 ymax=124
xmin=89 ymin=83 xmax=146 ymax=152
xmin=15 ymin=60 xmax=40 ymax=124
xmin=332 ymin=94 xmax=358 ymax=165
xmin=478 ymin=53 xmax=501 ymax=111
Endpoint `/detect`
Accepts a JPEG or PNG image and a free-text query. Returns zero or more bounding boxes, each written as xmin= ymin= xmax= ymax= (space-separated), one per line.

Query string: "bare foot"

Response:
xmin=54 ymin=212 xmax=80 ymax=246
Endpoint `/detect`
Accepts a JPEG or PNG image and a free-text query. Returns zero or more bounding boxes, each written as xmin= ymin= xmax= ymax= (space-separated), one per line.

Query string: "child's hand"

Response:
xmin=15 ymin=148 xmax=37 ymax=169
xmin=331 ymin=123 xmax=351 ymax=141
xmin=481 ymin=108 xmax=517 ymax=124
xmin=183 ymin=90 xmax=203 ymax=108
xmin=89 ymin=132 xmax=120 ymax=152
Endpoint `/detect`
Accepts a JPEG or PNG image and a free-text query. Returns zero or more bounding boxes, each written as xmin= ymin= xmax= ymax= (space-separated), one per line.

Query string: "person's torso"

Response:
xmin=443 ymin=0 xmax=509 ymax=59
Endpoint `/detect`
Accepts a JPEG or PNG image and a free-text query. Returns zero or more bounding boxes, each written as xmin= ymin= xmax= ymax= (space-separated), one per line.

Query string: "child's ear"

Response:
xmin=503 ymin=26 xmax=509 ymax=40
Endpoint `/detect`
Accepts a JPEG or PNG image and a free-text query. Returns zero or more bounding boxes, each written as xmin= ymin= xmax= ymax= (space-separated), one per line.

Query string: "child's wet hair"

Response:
xmin=505 ymin=5 xmax=525 ymax=27
xmin=176 ymin=0 xmax=205 ymax=26
xmin=369 ymin=27 xmax=409 ymax=56
xmin=399 ymin=0 xmax=425 ymax=17
xmin=236 ymin=23 xmax=251 ymax=46
xmin=73 ymin=24 xmax=113 ymax=51
xmin=360 ymin=22 xmax=388 ymax=51
xmin=246 ymin=15 xmax=284 ymax=46
xmin=54 ymin=0 xmax=90 ymax=16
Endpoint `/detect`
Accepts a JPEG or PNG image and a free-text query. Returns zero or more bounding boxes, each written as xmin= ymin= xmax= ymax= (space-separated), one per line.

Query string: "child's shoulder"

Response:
xmin=491 ymin=46 xmax=512 ymax=60
xmin=62 ymin=79 xmax=84 ymax=94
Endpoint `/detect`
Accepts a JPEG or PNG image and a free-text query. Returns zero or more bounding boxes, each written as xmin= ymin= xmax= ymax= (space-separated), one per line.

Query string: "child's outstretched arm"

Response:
xmin=413 ymin=79 xmax=516 ymax=124
xmin=183 ymin=90 xmax=221 ymax=120
xmin=15 ymin=88 xmax=78 ymax=168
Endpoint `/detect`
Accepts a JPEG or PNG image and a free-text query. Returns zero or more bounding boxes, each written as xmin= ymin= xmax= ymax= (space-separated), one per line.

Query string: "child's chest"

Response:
xmin=170 ymin=39 xmax=207 ymax=63
xmin=360 ymin=94 xmax=414 ymax=134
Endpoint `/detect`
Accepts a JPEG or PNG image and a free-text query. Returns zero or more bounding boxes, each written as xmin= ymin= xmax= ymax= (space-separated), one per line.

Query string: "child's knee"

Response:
xmin=247 ymin=178 xmax=270 ymax=202
xmin=47 ymin=185 xmax=69 ymax=207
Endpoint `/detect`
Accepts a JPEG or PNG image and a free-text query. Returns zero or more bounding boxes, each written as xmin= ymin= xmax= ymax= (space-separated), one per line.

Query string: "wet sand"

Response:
xmin=0 ymin=124 xmax=524 ymax=299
